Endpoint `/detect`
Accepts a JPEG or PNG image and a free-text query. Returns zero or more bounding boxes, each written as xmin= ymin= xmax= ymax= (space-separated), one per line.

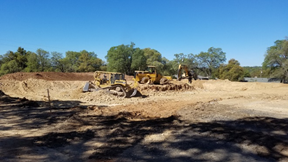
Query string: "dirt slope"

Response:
xmin=0 ymin=72 xmax=95 ymax=81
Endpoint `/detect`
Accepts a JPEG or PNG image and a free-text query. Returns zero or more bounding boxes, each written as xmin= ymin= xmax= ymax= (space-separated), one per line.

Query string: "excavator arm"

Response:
xmin=177 ymin=64 xmax=197 ymax=83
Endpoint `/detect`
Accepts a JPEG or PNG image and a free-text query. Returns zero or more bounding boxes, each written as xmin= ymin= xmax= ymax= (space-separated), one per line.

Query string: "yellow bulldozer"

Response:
xmin=83 ymin=71 xmax=138 ymax=98
xmin=134 ymin=66 xmax=172 ymax=85
xmin=177 ymin=64 xmax=198 ymax=83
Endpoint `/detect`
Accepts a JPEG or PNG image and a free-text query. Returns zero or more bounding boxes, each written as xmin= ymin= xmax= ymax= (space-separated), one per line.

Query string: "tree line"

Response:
xmin=105 ymin=42 xmax=249 ymax=81
xmin=0 ymin=48 xmax=106 ymax=75
xmin=1 ymin=39 xmax=287 ymax=82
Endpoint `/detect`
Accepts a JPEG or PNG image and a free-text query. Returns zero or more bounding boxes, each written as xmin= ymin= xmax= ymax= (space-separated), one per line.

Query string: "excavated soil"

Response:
xmin=0 ymin=72 xmax=288 ymax=162
xmin=0 ymin=72 xmax=95 ymax=81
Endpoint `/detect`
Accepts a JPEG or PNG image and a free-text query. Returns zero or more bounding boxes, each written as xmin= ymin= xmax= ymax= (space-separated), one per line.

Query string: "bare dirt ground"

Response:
xmin=0 ymin=72 xmax=288 ymax=162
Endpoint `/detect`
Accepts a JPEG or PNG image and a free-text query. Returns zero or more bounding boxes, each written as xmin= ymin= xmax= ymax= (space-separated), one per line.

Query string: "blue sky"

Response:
xmin=0 ymin=0 xmax=287 ymax=66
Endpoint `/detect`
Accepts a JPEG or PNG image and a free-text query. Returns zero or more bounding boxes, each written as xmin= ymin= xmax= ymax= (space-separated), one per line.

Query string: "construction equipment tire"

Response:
xmin=111 ymin=85 xmax=127 ymax=98
xmin=141 ymin=77 xmax=150 ymax=84
xmin=160 ymin=77 xmax=168 ymax=85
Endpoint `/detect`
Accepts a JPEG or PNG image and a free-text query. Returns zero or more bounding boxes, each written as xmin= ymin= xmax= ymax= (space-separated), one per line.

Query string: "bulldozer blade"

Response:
xmin=130 ymin=89 xmax=138 ymax=97
xmin=83 ymin=82 xmax=90 ymax=92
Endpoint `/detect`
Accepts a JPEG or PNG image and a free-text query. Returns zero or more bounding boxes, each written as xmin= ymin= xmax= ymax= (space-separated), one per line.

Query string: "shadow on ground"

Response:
xmin=0 ymin=91 xmax=85 ymax=129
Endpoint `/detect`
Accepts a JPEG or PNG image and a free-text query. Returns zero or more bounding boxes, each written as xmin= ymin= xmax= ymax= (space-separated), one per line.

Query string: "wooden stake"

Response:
xmin=47 ymin=89 xmax=51 ymax=113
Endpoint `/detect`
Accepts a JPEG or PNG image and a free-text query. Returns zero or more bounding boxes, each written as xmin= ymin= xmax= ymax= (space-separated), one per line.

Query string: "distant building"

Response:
xmin=198 ymin=75 xmax=209 ymax=80
xmin=173 ymin=75 xmax=209 ymax=80
xmin=243 ymin=77 xmax=281 ymax=83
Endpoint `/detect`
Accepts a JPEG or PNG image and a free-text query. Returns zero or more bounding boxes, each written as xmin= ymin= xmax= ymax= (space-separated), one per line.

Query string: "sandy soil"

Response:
xmin=0 ymin=72 xmax=288 ymax=161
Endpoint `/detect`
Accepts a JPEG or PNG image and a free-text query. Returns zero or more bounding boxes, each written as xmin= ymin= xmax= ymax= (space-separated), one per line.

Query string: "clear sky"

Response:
xmin=0 ymin=0 xmax=287 ymax=66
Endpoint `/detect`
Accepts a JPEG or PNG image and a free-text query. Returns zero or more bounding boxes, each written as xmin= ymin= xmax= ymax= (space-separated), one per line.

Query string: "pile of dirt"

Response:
xmin=0 ymin=72 xmax=138 ymax=82
xmin=0 ymin=72 xmax=94 ymax=81
xmin=81 ymin=89 xmax=126 ymax=104
xmin=139 ymin=83 xmax=194 ymax=92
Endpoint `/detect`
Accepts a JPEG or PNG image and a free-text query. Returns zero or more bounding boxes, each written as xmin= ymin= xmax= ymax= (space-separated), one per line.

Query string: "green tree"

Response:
xmin=100 ymin=65 xmax=107 ymax=71
xmin=143 ymin=48 xmax=162 ymax=66
xmin=161 ymin=57 xmax=174 ymax=76
xmin=106 ymin=42 xmax=147 ymax=74
xmin=0 ymin=47 xmax=107 ymax=74
xmin=106 ymin=44 xmax=132 ymax=74
xmin=142 ymin=48 xmax=170 ymax=74
xmin=0 ymin=51 xmax=15 ymax=75
xmin=0 ymin=60 xmax=20 ymax=75
xmin=263 ymin=39 xmax=288 ymax=82
xmin=24 ymin=49 xmax=52 ymax=72
xmin=0 ymin=55 xmax=3 ymax=67
xmin=65 ymin=51 xmax=81 ymax=72
xmin=196 ymin=47 xmax=226 ymax=78
xmin=0 ymin=47 xmax=29 ymax=75
xmin=242 ymin=66 xmax=270 ymax=78
xmin=243 ymin=68 xmax=251 ymax=77
xmin=25 ymin=52 xmax=40 ymax=72
xmin=218 ymin=59 xmax=244 ymax=81
xmin=15 ymin=47 xmax=28 ymax=70
xmin=36 ymin=48 xmax=51 ymax=72
xmin=2 ymin=51 xmax=17 ymax=63
xmin=78 ymin=50 xmax=103 ymax=72
xmin=172 ymin=53 xmax=196 ymax=66
xmin=131 ymin=48 xmax=147 ymax=71
xmin=51 ymin=52 xmax=66 ymax=72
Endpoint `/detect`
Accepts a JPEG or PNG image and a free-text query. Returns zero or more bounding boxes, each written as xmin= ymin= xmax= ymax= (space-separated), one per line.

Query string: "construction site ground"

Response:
xmin=0 ymin=72 xmax=288 ymax=162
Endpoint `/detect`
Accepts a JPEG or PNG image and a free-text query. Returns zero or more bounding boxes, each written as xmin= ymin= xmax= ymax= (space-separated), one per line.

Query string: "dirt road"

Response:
xmin=0 ymin=72 xmax=288 ymax=161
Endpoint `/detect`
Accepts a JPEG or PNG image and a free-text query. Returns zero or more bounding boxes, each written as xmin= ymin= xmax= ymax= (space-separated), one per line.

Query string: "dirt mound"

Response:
xmin=0 ymin=72 xmax=137 ymax=82
xmin=139 ymin=83 xmax=194 ymax=92
xmin=0 ymin=72 xmax=94 ymax=81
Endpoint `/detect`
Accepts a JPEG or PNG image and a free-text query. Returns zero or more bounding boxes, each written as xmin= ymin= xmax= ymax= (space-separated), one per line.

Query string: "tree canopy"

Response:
xmin=105 ymin=43 xmax=170 ymax=74
xmin=106 ymin=43 xmax=134 ymax=74
xmin=196 ymin=47 xmax=226 ymax=78
xmin=105 ymin=43 xmax=176 ymax=75
xmin=217 ymin=59 xmax=244 ymax=81
xmin=263 ymin=39 xmax=288 ymax=82
xmin=0 ymin=47 xmax=28 ymax=75
xmin=0 ymin=47 xmax=104 ymax=75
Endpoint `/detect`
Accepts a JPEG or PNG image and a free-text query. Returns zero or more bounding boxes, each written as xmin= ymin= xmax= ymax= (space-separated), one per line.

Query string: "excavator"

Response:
xmin=134 ymin=66 xmax=172 ymax=85
xmin=177 ymin=64 xmax=198 ymax=83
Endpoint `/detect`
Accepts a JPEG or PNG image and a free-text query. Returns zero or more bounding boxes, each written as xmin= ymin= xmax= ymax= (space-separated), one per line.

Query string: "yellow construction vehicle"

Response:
xmin=134 ymin=66 xmax=172 ymax=85
xmin=83 ymin=71 xmax=138 ymax=98
xmin=177 ymin=64 xmax=198 ymax=83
